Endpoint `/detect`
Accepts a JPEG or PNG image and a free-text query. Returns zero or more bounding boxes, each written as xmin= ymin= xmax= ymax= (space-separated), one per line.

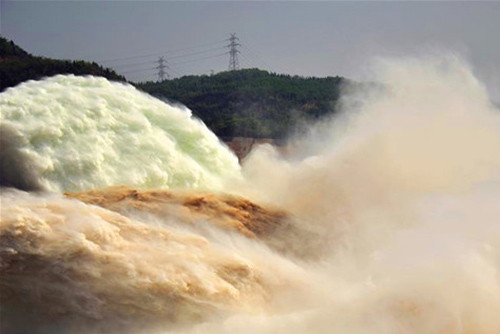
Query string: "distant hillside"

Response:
xmin=138 ymin=69 xmax=347 ymax=138
xmin=1 ymin=37 xmax=348 ymax=139
xmin=0 ymin=37 xmax=125 ymax=91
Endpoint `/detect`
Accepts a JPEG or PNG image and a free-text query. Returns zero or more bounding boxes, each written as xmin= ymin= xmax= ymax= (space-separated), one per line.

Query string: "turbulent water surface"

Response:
xmin=1 ymin=56 xmax=500 ymax=334
xmin=0 ymin=75 xmax=240 ymax=192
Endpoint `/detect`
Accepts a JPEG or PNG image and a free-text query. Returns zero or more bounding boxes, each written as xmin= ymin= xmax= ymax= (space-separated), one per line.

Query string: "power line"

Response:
xmin=112 ymin=60 xmax=155 ymax=69
xmin=105 ymin=47 xmax=227 ymax=74
xmin=167 ymin=46 xmax=226 ymax=60
xmin=117 ymin=52 xmax=221 ymax=75
xmin=241 ymin=44 xmax=274 ymax=71
xmin=110 ymin=46 xmax=226 ymax=70
xmin=97 ymin=39 xmax=228 ymax=64
xmin=107 ymin=34 xmax=280 ymax=80
xmin=238 ymin=52 xmax=259 ymax=69
xmin=168 ymin=67 xmax=183 ymax=77
xmin=120 ymin=67 xmax=156 ymax=74
xmin=240 ymin=47 xmax=263 ymax=68
xmin=170 ymin=52 xmax=228 ymax=67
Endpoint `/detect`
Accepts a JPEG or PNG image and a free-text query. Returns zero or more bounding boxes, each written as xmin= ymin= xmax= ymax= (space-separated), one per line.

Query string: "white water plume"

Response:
xmin=2 ymin=55 xmax=500 ymax=334
xmin=0 ymin=75 xmax=240 ymax=192
xmin=220 ymin=54 xmax=500 ymax=333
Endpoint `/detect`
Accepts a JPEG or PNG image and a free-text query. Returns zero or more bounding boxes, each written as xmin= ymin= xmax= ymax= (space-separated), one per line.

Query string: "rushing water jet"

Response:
xmin=0 ymin=75 xmax=240 ymax=192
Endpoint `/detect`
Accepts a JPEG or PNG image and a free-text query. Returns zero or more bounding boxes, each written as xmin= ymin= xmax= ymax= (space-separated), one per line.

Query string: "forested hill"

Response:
xmin=138 ymin=70 xmax=347 ymax=138
xmin=0 ymin=36 xmax=125 ymax=91
xmin=1 ymin=37 xmax=347 ymax=139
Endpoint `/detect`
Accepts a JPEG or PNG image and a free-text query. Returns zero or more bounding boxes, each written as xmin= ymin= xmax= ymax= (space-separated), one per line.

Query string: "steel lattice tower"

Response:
xmin=227 ymin=33 xmax=241 ymax=71
xmin=156 ymin=56 xmax=169 ymax=81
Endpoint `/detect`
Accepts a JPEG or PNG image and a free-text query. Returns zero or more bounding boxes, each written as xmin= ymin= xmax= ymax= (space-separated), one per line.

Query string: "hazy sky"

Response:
xmin=1 ymin=1 xmax=499 ymax=97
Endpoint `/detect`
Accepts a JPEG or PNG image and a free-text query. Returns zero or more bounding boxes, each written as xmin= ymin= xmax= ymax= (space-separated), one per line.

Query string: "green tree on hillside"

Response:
xmin=139 ymin=68 xmax=347 ymax=138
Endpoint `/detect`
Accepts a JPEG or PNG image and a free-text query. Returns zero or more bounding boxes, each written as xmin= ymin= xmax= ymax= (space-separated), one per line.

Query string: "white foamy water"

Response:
xmin=0 ymin=75 xmax=240 ymax=192
xmin=2 ymin=55 xmax=500 ymax=334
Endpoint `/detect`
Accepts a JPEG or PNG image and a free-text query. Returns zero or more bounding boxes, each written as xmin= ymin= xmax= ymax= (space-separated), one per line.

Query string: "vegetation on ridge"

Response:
xmin=138 ymin=70 xmax=346 ymax=138
xmin=1 ymin=37 xmax=347 ymax=139
xmin=0 ymin=36 xmax=125 ymax=91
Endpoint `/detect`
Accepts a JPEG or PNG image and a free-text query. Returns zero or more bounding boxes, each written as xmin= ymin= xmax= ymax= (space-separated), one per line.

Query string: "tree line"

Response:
xmin=138 ymin=69 xmax=346 ymax=138
xmin=0 ymin=36 xmax=125 ymax=91
xmin=1 ymin=36 xmax=346 ymax=139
